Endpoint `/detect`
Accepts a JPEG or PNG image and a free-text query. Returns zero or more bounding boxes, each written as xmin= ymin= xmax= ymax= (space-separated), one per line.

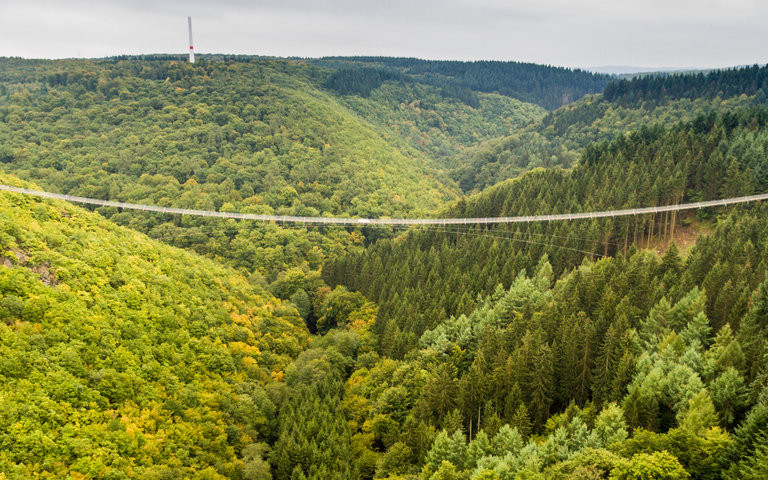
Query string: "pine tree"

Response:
xmin=420 ymin=364 xmax=459 ymax=424
xmin=510 ymin=403 xmax=532 ymax=439
xmin=739 ymin=273 xmax=768 ymax=387
xmin=529 ymin=341 xmax=555 ymax=427
xmin=423 ymin=430 xmax=467 ymax=474
xmin=710 ymin=367 xmax=749 ymax=428
xmin=676 ymin=390 xmax=719 ymax=435
xmin=491 ymin=425 xmax=524 ymax=457
xmin=592 ymin=322 xmax=624 ymax=406
xmin=465 ymin=431 xmax=492 ymax=469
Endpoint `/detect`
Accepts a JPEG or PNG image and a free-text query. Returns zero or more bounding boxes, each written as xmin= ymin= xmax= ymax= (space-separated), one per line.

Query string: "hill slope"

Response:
xmin=311 ymin=57 xmax=611 ymax=110
xmin=0 ymin=174 xmax=309 ymax=478
xmin=328 ymin=80 xmax=546 ymax=169
xmin=314 ymin=110 xmax=768 ymax=480
xmin=0 ymin=57 xmax=459 ymax=277
xmin=454 ymin=65 xmax=768 ymax=191
xmin=0 ymin=57 xmax=454 ymax=217
xmin=325 ymin=107 xmax=768 ymax=353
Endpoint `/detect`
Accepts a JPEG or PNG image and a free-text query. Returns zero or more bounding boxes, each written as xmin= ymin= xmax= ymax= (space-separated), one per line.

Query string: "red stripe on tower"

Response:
xmin=187 ymin=17 xmax=195 ymax=63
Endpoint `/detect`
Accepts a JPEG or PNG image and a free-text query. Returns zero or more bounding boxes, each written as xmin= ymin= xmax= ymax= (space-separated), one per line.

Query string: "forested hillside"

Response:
xmin=318 ymin=107 xmax=768 ymax=479
xmin=312 ymin=57 xmax=611 ymax=110
xmin=454 ymin=65 xmax=768 ymax=191
xmin=0 ymin=174 xmax=310 ymax=478
xmin=604 ymin=64 xmax=768 ymax=106
xmin=0 ymin=57 xmax=460 ymax=278
xmin=327 ymin=108 xmax=768 ymax=353
xmin=332 ymin=81 xmax=545 ymax=169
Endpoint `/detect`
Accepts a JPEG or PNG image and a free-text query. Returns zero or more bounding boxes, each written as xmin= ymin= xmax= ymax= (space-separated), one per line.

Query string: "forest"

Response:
xmin=452 ymin=65 xmax=768 ymax=191
xmin=310 ymin=57 xmax=611 ymax=110
xmin=1 ymin=56 xmax=768 ymax=479
xmin=603 ymin=65 xmax=768 ymax=106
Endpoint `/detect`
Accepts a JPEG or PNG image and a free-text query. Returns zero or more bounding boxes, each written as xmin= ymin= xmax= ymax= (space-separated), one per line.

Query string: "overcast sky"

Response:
xmin=0 ymin=0 xmax=766 ymax=69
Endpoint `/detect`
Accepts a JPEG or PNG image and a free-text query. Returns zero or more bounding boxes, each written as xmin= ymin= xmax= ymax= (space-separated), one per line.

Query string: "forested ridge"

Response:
xmin=329 ymin=81 xmax=546 ymax=171
xmin=454 ymin=65 xmax=768 ymax=191
xmin=0 ymin=57 xmax=463 ymax=279
xmin=311 ymin=57 xmax=610 ymax=110
xmin=327 ymin=107 xmax=768 ymax=350
xmin=1 ymin=56 xmax=768 ymax=479
xmin=604 ymin=64 xmax=768 ymax=106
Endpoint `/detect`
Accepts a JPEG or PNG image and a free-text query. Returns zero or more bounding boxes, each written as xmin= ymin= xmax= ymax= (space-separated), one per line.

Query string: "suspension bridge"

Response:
xmin=2 ymin=184 xmax=768 ymax=226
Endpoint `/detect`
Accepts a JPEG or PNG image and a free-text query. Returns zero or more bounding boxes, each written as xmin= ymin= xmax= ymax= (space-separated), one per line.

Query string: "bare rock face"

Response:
xmin=0 ymin=248 xmax=59 ymax=286
xmin=13 ymin=249 xmax=29 ymax=264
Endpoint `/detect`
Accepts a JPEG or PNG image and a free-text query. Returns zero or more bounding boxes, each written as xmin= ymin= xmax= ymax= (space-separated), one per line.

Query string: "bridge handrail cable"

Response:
xmin=2 ymin=184 xmax=768 ymax=226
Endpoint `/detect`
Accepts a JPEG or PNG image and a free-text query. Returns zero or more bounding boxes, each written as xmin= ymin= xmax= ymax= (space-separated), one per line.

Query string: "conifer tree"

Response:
xmin=592 ymin=403 xmax=629 ymax=447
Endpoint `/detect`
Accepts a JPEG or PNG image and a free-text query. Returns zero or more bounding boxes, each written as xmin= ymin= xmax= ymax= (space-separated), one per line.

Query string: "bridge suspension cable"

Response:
xmin=2 ymin=184 xmax=768 ymax=226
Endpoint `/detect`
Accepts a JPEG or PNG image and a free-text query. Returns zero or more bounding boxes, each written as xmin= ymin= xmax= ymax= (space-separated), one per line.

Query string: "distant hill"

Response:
xmin=604 ymin=64 xmax=768 ymax=105
xmin=310 ymin=56 xmax=611 ymax=110
xmin=327 ymin=78 xmax=547 ymax=169
xmin=453 ymin=64 xmax=768 ymax=191
xmin=588 ymin=65 xmax=698 ymax=75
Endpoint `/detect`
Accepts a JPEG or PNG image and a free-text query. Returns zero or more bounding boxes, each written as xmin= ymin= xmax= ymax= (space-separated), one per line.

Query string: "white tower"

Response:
xmin=188 ymin=16 xmax=195 ymax=63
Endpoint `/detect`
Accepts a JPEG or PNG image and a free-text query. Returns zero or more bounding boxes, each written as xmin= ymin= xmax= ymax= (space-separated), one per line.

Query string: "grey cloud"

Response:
xmin=0 ymin=0 xmax=766 ymax=68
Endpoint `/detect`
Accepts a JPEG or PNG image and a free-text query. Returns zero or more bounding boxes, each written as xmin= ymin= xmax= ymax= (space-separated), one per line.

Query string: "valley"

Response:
xmin=1 ymin=56 xmax=767 ymax=479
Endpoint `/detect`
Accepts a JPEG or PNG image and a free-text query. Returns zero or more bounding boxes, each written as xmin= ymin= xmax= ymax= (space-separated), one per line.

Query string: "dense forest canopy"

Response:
xmin=604 ymin=64 xmax=768 ymax=106
xmin=0 ymin=57 xmax=466 ymax=280
xmin=453 ymin=64 xmax=768 ymax=192
xmin=321 ymin=108 xmax=768 ymax=479
xmin=1 ymin=56 xmax=768 ymax=479
xmin=311 ymin=57 xmax=611 ymax=110
xmin=0 ymin=174 xmax=309 ymax=478
xmin=326 ymin=108 xmax=768 ymax=351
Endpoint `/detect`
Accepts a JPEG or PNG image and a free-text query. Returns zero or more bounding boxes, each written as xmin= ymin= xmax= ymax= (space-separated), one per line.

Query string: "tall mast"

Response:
xmin=188 ymin=16 xmax=195 ymax=63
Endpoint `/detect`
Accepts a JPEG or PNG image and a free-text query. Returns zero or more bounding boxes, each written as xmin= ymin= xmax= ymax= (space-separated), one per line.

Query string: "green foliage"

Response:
xmin=608 ymin=451 xmax=689 ymax=480
xmin=492 ymin=425 xmax=525 ymax=457
xmin=592 ymin=403 xmax=629 ymax=447
xmin=312 ymin=57 xmax=610 ymax=110
xmin=317 ymin=286 xmax=368 ymax=333
xmin=617 ymin=428 xmax=731 ymax=480
xmin=465 ymin=431 xmax=492 ymax=469
xmin=324 ymin=67 xmax=405 ymax=96
xmin=676 ymin=390 xmax=718 ymax=435
xmin=243 ymin=443 xmax=273 ymax=480
xmin=709 ymin=367 xmax=749 ymax=428
xmin=0 ymin=175 xmax=308 ymax=478
xmin=424 ymin=430 xmax=467 ymax=475
xmin=429 ymin=460 xmax=466 ymax=480
xmin=317 ymin=107 xmax=768 ymax=480
xmin=0 ymin=57 xmax=457 ymax=278
xmin=732 ymin=442 xmax=768 ymax=480
xmin=271 ymin=384 xmax=355 ymax=480
xmin=333 ymin=80 xmax=545 ymax=170
xmin=604 ymin=65 xmax=768 ymax=106
xmin=328 ymin=108 xmax=768 ymax=356
xmin=456 ymin=84 xmax=763 ymax=191
xmin=375 ymin=441 xmax=413 ymax=478
xmin=725 ymin=402 xmax=768 ymax=479
xmin=2 ymin=56 xmax=768 ymax=480
xmin=545 ymin=448 xmax=623 ymax=480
